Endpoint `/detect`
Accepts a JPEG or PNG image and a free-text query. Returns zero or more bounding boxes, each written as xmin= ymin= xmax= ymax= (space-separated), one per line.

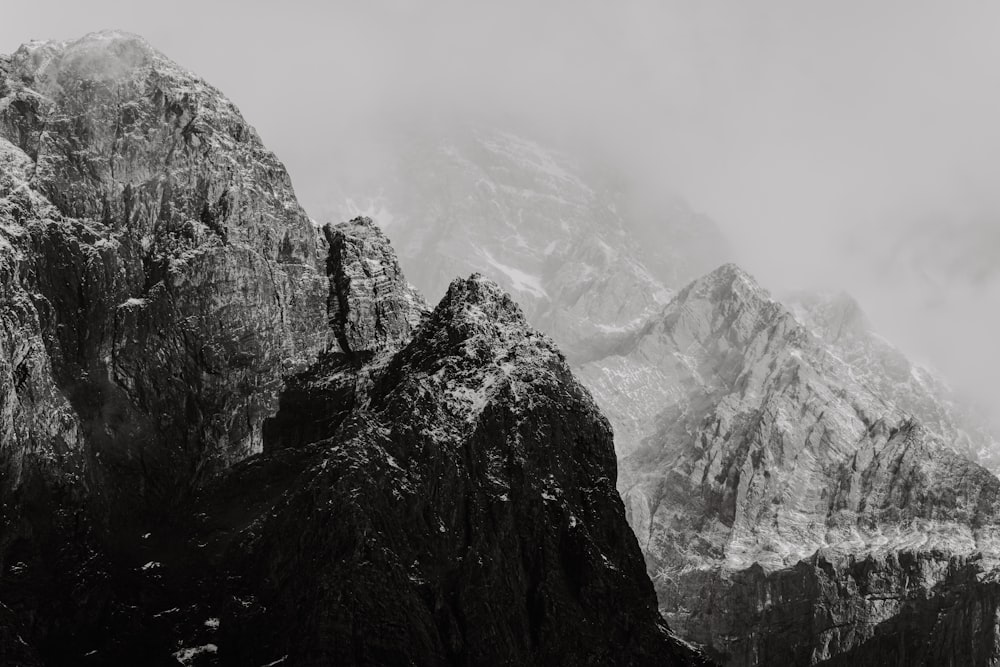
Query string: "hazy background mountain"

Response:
xmin=326 ymin=123 xmax=732 ymax=364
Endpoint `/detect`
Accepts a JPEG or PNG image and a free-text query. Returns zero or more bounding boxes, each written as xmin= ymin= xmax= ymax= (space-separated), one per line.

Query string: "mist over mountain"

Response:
xmin=327 ymin=124 xmax=732 ymax=364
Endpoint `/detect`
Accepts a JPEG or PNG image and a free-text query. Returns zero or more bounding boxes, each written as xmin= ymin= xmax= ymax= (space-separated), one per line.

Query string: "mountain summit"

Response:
xmin=611 ymin=263 xmax=1000 ymax=665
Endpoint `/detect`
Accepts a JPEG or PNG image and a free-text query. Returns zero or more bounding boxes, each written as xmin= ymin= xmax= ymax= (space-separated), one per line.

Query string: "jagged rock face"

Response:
xmin=331 ymin=127 xmax=731 ymax=456
xmin=190 ymin=275 xmax=704 ymax=666
xmin=667 ymin=551 xmax=1000 ymax=667
xmin=602 ymin=264 xmax=1000 ymax=665
xmin=0 ymin=30 xmax=328 ymax=662
xmin=818 ymin=562 xmax=1000 ymax=667
xmin=0 ymin=31 xmax=329 ymax=528
xmin=0 ymin=32 xmax=703 ymax=666
xmin=1 ymin=33 xmax=318 ymax=263
xmin=787 ymin=290 xmax=1000 ymax=473
xmin=261 ymin=217 xmax=428 ymax=452
xmin=334 ymin=126 xmax=731 ymax=364
xmin=323 ymin=216 xmax=426 ymax=353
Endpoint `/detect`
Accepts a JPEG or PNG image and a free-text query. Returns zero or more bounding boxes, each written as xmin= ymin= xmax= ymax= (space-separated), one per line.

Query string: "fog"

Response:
xmin=4 ymin=0 xmax=1000 ymax=414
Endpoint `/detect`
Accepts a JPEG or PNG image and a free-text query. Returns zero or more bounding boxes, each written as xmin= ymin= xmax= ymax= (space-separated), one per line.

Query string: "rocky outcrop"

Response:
xmin=262 ymin=217 xmax=426 ymax=453
xmin=323 ymin=217 xmax=426 ymax=354
xmin=0 ymin=31 xmax=704 ymax=666
xmin=604 ymin=264 xmax=1000 ymax=665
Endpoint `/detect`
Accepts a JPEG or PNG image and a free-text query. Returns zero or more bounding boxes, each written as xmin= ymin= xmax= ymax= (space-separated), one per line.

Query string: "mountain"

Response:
xmin=601 ymin=264 xmax=1000 ymax=665
xmin=335 ymin=126 xmax=732 ymax=369
xmin=0 ymin=31 xmax=706 ymax=666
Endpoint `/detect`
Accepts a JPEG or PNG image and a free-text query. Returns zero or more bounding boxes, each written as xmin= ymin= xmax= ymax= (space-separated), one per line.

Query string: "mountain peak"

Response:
xmin=336 ymin=214 xmax=381 ymax=234
xmin=441 ymin=273 xmax=526 ymax=321
xmin=651 ymin=262 xmax=786 ymax=351
xmin=682 ymin=262 xmax=768 ymax=301
xmin=401 ymin=273 xmax=561 ymax=394
xmin=78 ymin=28 xmax=149 ymax=42
xmin=1 ymin=27 xmax=316 ymax=265
xmin=10 ymin=29 xmax=165 ymax=86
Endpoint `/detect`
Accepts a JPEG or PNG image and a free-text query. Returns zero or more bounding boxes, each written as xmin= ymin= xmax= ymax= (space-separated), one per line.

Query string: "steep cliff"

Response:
xmin=0 ymin=31 xmax=704 ymax=666
xmin=0 ymin=29 xmax=329 ymax=522
xmin=662 ymin=551 xmax=1000 ymax=667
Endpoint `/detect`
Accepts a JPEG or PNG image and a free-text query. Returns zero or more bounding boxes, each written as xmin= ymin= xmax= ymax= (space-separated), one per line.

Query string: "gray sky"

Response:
xmin=4 ymin=0 xmax=1000 ymax=412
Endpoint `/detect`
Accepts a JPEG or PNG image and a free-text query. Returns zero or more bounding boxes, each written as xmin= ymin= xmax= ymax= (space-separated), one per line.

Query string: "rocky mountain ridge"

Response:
xmin=606 ymin=263 xmax=1000 ymax=665
xmin=0 ymin=31 xmax=704 ymax=666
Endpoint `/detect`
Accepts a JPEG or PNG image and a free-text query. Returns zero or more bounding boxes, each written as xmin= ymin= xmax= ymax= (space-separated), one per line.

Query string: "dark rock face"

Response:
xmin=0 ymin=31 xmax=704 ymax=666
xmin=262 ymin=217 xmax=427 ymax=453
xmin=818 ymin=563 xmax=1000 ymax=667
xmin=0 ymin=30 xmax=329 ymax=522
xmin=196 ymin=275 xmax=704 ymax=666
xmin=665 ymin=552 xmax=1000 ymax=667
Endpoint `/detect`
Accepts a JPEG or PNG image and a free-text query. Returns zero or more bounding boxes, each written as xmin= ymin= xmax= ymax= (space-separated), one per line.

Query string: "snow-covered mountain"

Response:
xmin=333 ymin=126 xmax=732 ymax=365
xmin=604 ymin=264 xmax=1000 ymax=665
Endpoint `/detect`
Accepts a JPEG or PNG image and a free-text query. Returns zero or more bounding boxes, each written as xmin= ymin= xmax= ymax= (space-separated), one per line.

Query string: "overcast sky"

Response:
xmin=4 ymin=0 xmax=1000 ymax=412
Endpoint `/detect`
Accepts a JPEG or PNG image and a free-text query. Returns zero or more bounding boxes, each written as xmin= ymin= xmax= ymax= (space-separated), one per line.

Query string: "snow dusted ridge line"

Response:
xmin=612 ymin=262 xmax=1000 ymax=664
